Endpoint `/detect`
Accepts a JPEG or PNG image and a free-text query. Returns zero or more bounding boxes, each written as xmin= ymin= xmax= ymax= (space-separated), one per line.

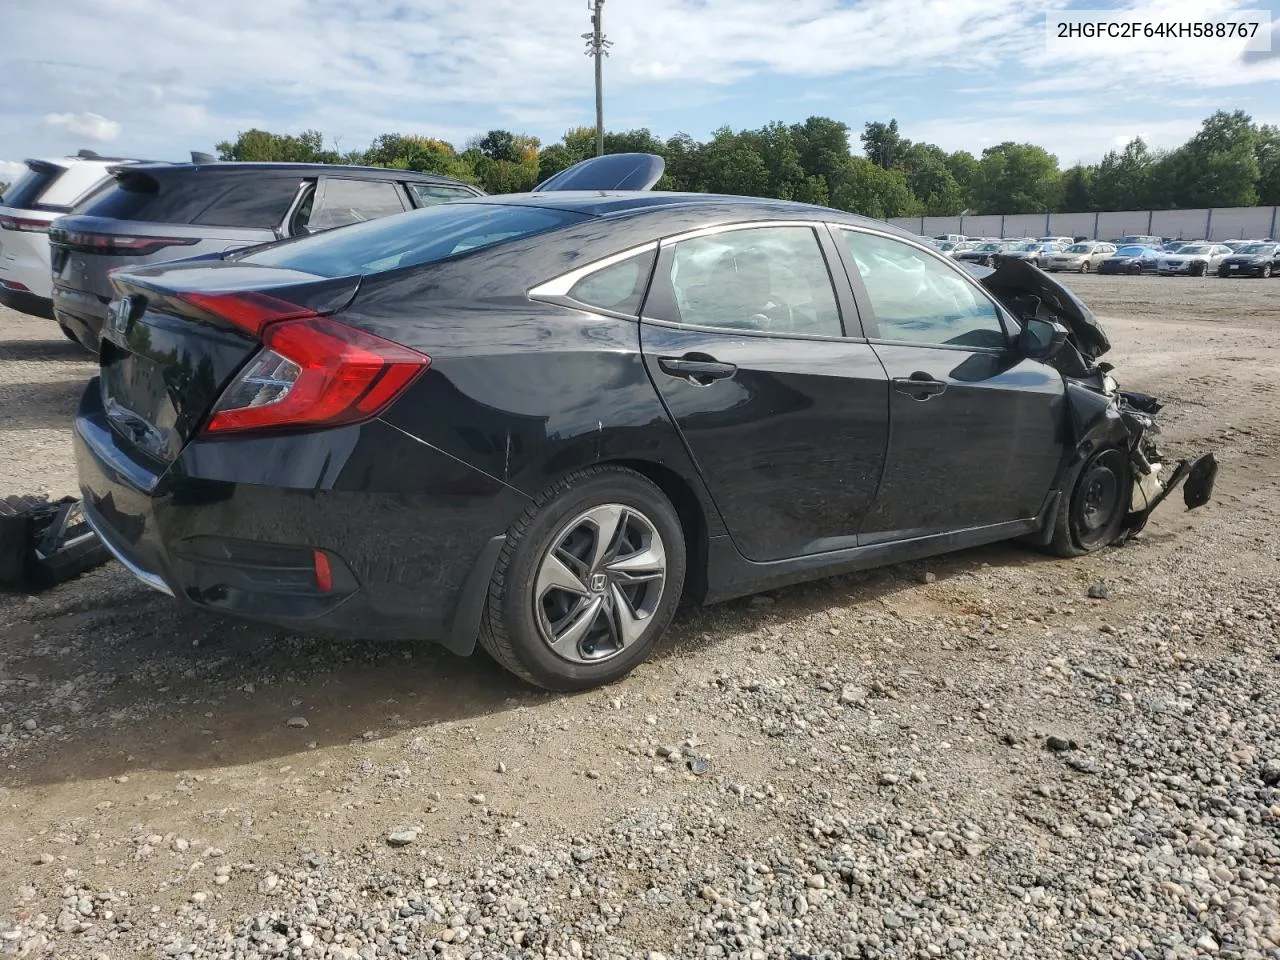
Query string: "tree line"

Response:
xmin=209 ymin=109 xmax=1275 ymax=218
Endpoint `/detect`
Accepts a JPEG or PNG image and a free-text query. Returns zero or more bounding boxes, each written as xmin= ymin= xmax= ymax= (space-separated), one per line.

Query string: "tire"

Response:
xmin=1219 ymin=267 xmax=1230 ymax=278
xmin=478 ymin=466 xmax=687 ymax=691
xmin=1264 ymin=264 xmax=1273 ymax=279
xmin=1192 ymin=262 xmax=1206 ymax=277
xmin=1045 ymin=447 xmax=1131 ymax=558
xmin=1080 ymin=260 xmax=1090 ymax=273
xmin=1130 ymin=263 xmax=1141 ymax=275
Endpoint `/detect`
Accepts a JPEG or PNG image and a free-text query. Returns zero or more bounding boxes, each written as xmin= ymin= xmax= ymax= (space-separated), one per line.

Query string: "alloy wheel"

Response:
xmin=533 ymin=504 xmax=667 ymax=664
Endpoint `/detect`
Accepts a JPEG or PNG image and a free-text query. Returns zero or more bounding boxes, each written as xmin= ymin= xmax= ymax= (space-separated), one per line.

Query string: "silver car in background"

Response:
xmin=1157 ymin=243 xmax=1233 ymax=276
xmin=1046 ymin=241 xmax=1117 ymax=273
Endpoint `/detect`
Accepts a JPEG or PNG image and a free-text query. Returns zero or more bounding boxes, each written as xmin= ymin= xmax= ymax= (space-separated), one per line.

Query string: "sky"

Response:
xmin=2 ymin=0 xmax=1280 ymax=183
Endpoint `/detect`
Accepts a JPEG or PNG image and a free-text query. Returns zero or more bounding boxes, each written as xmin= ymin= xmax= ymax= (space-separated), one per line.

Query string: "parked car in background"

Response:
xmin=1046 ymin=241 xmax=1116 ymax=273
xmin=1037 ymin=236 xmax=1074 ymax=246
xmin=933 ymin=234 xmax=967 ymax=243
xmin=0 ymin=150 xmax=145 ymax=322
xmin=996 ymin=241 xmax=1064 ymax=268
xmin=1217 ymin=242 xmax=1280 ymax=277
xmin=955 ymin=240 xmax=1014 ymax=267
xmin=49 ymin=160 xmax=484 ymax=349
xmin=937 ymin=240 xmax=979 ymax=258
xmin=1157 ymin=243 xmax=1233 ymax=276
xmin=72 ymin=154 xmax=1215 ymax=691
xmin=1097 ymin=245 xmax=1163 ymax=274
xmin=1112 ymin=235 xmax=1162 ymax=247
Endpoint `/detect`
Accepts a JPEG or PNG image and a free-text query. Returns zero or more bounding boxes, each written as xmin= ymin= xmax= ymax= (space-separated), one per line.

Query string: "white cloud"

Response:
xmin=42 ymin=111 xmax=121 ymax=142
xmin=0 ymin=161 xmax=25 ymax=184
xmin=0 ymin=0 xmax=1277 ymax=164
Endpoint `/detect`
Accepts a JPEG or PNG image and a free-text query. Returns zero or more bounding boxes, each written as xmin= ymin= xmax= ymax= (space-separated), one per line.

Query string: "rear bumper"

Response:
xmin=51 ymin=285 xmax=108 ymax=349
xmin=0 ymin=285 xmax=55 ymax=320
xmin=74 ymin=379 xmax=530 ymax=652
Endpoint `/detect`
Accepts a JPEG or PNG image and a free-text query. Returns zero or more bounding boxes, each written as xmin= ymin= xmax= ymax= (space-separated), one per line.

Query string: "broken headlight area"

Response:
xmin=971 ymin=258 xmax=1218 ymax=546
xmin=1113 ymin=390 xmax=1217 ymax=541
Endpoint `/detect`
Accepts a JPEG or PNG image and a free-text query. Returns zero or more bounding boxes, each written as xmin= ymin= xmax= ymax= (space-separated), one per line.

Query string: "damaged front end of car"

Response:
xmin=972 ymin=259 xmax=1217 ymax=544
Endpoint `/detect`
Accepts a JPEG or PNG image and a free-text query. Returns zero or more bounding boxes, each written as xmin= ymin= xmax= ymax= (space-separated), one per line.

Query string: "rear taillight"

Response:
xmin=53 ymin=229 xmax=198 ymax=257
xmin=0 ymin=279 xmax=30 ymax=292
xmin=188 ymin=293 xmax=429 ymax=435
xmin=0 ymin=214 xmax=50 ymax=233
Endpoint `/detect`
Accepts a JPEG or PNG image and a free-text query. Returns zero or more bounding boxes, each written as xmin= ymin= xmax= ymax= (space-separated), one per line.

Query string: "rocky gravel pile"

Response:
xmin=2 ymin=560 xmax=1276 ymax=959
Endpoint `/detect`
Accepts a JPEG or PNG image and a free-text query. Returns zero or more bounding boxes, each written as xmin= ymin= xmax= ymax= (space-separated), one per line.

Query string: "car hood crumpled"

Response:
xmin=963 ymin=258 xmax=1111 ymax=361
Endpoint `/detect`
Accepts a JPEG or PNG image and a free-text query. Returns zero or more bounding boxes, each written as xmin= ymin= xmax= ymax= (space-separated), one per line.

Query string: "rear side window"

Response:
xmin=409 ymin=183 xmax=478 ymax=206
xmin=1 ymin=164 xmax=64 ymax=211
xmin=307 ymin=178 xmax=406 ymax=231
xmin=238 ymin=202 xmax=589 ymax=277
xmin=193 ymin=178 xmax=300 ymax=228
xmin=567 ymin=251 xmax=656 ymax=315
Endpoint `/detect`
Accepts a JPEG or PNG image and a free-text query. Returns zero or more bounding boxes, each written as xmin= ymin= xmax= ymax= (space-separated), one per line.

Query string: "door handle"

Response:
xmin=657 ymin=354 xmax=737 ymax=386
xmin=892 ymin=372 xmax=947 ymax=401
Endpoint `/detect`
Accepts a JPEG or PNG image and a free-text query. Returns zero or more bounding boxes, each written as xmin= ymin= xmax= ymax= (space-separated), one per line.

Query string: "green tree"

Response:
xmin=215 ymin=129 xmax=340 ymax=163
xmin=789 ymin=116 xmax=852 ymax=184
xmin=861 ymin=119 xmax=911 ymax=169
xmin=1255 ymin=123 xmax=1280 ymax=204
xmin=1092 ymin=138 xmax=1153 ymax=210
xmin=829 ymin=156 xmax=917 ymax=218
xmin=1174 ymin=110 xmax=1260 ymax=207
xmin=697 ymin=127 xmax=771 ymax=197
xmin=970 ymin=142 xmax=1062 ymax=215
xmin=1060 ymin=164 xmax=1095 ymax=212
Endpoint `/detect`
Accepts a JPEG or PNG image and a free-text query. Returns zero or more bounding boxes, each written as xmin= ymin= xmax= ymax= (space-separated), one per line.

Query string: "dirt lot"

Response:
xmin=0 ymin=276 xmax=1277 ymax=960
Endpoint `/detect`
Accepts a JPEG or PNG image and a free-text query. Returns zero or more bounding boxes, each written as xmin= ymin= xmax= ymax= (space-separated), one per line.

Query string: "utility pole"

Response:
xmin=583 ymin=0 xmax=612 ymax=156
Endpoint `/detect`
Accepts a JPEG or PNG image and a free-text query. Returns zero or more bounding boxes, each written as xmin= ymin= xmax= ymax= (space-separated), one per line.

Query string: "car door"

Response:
xmin=639 ymin=222 xmax=889 ymax=562
xmin=833 ymin=227 xmax=1068 ymax=545
xmin=1210 ymin=245 xmax=1232 ymax=270
xmin=300 ymin=177 xmax=408 ymax=233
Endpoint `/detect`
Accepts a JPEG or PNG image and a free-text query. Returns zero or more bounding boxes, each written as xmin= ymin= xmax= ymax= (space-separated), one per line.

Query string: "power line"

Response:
xmin=583 ymin=0 xmax=612 ymax=157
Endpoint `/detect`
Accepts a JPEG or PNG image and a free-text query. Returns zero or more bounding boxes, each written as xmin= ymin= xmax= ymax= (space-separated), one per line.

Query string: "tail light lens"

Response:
xmin=0 ymin=214 xmax=50 ymax=233
xmin=52 ymin=229 xmax=198 ymax=257
xmin=190 ymin=293 xmax=430 ymax=435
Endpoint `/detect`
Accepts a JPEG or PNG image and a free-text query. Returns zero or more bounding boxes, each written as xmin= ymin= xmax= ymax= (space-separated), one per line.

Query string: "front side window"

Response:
xmin=839 ymin=230 xmax=1007 ymax=349
xmin=307 ymin=178 xmax=406 ymax=231
xmin=664 ymin=226 xmax=841 ymax=337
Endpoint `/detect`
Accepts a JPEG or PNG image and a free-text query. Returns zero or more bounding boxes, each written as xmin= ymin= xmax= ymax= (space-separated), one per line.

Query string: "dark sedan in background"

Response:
xmin=954 ymin=240 xmax=1014 ymax=267
xmin=72 ymin=155 xmax=1214 ymax=692
xmin=1097 ymin=244 xmax=1163 ymax=274
xmin=1218 ymin=242 xmax=1280 ymax=277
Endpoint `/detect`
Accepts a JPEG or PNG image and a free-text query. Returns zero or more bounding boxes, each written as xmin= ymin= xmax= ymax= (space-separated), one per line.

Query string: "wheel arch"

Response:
xmin=600 ymin=457 xmax=710 ymax=606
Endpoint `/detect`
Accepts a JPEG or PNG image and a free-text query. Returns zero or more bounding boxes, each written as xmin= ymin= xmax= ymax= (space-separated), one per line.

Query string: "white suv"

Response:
xmin=0 ymin=150 xmax=143 ymax=324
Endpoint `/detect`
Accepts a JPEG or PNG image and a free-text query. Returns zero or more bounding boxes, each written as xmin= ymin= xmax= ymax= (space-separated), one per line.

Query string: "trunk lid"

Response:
xmin=100 ymin=262 xmax=360 ymax=464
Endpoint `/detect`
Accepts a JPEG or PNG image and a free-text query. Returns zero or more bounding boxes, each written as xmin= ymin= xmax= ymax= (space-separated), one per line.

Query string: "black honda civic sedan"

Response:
xmin=75 ymin=155 xmax=1213 ymax=690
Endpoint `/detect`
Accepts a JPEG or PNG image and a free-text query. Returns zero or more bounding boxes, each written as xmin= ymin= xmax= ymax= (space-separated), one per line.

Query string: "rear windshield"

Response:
xmin=73 ymin=171 xmax=294 ymax=226
xmin=1116 ymin=246 xmax=1147 ymax=256
xmin=1 ymin=164 xmax=63 ymax=211
xmin=237 ymin=202 xmax=589 ymax=276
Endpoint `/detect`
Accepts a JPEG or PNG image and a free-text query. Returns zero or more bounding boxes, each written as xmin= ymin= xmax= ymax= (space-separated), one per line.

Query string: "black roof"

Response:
xmin=453 ymin=190 xmax=914 ymax=238
xmin=111 ymin=160 xmax=478 ymax=189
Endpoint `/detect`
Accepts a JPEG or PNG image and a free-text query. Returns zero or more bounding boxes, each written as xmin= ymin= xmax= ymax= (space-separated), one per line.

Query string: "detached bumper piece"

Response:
xmin=0 ymin=496 xmax=111 ymax=591
xmin=1116 ymin=391 xmax=1218 ymax=542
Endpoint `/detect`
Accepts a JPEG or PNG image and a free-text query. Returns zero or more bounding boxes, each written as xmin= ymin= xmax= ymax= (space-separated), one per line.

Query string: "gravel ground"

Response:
xmin=0 ymin=275 xmax=1277 ymax=960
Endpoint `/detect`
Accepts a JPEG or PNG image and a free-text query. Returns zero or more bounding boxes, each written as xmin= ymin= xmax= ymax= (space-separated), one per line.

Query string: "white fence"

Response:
xmin=889 ymin=206 xmax=1280 ymax=242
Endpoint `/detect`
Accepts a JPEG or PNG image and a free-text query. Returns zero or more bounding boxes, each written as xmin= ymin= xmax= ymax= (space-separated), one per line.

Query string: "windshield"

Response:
xmin=937 ymin=241 xmax=956 ymax=251
xmin=236 ymin=202 xmax=589 ymax=277
xmin=1116 ymin=245 xmax=1147 ymax=256
xmin=974 ymin=242 xmax=1002 ymax=251
xmin=1013 ymin=242 xmax=1039 ymax=252
xmin=1178 ymin=245 xmax=1211 ymax=254
xmin=1238 ymin=243 xmax=1277 ymax=254
xmin=1065 ymin=244 xmax=1091 ymax=253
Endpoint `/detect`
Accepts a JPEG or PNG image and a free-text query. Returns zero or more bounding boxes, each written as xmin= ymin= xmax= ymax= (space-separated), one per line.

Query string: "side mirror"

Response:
xmin=1019 ymin=317 xmax=1070 ymax=360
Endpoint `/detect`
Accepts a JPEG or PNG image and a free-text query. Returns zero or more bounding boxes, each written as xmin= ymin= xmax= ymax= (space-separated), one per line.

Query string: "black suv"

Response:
xmin=49 ymin=162 xmax=483 ymax=348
